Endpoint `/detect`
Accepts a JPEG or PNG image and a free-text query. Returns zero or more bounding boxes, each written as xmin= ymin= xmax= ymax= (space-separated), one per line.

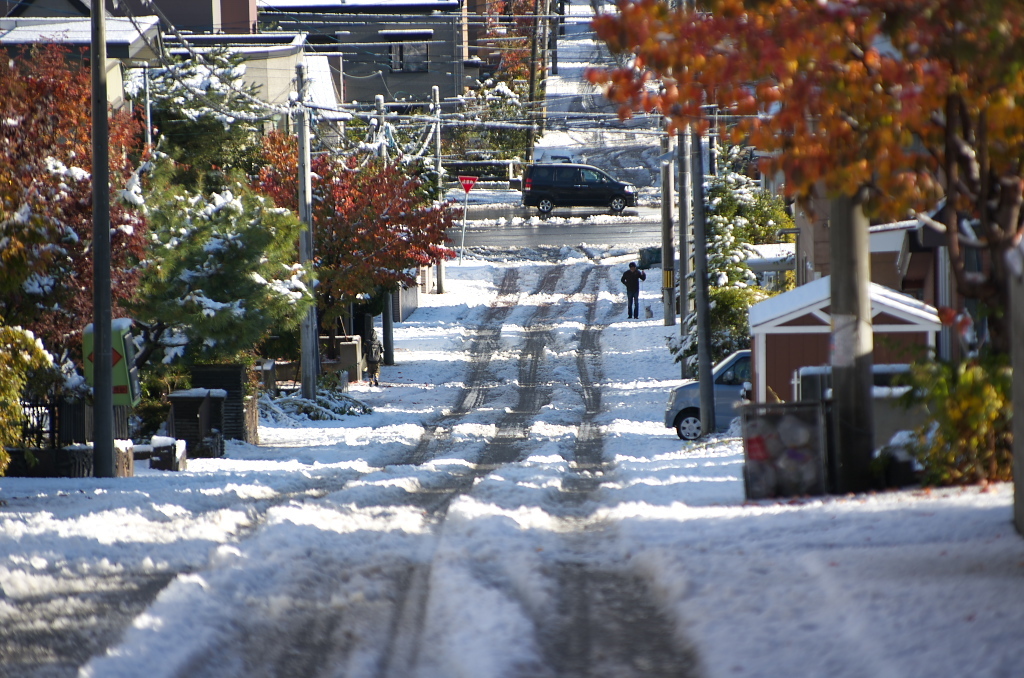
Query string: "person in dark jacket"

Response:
xmin=364 ymin=330 xmax=383 ymax=386
xmin=621 ymin=262 xmax=646 ymax=319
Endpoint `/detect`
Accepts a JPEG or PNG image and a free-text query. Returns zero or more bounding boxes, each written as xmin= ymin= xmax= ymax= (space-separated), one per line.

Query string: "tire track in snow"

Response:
xmin=155 ymin=266 xmax=563 ymax=678
xmin=378 ymin=265 xmax=569 ymax=678
xmin=405 ymin=267 xmax=521 ymax=467
xmin=533 ymin=265 xmax=703 ymax=678
xmin=0 ymin=572 xmax=175 ymax=678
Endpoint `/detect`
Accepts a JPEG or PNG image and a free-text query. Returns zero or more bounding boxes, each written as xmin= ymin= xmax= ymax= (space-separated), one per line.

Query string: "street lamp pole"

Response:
xmin=691 ymin=132 xmax=715 ymax=435
xmin=91 ymin=0 xmax=114 ymax=477
xmin=296 ymin=63 xmax=318 ymax=400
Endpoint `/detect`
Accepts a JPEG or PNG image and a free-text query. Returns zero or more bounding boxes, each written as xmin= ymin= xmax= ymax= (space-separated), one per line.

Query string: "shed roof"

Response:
xmin=749 ymin=275 xmax=940 ymax=333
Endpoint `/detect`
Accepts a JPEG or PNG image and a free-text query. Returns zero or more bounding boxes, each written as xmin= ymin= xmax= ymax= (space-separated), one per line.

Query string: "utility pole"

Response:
xmin=383 ymin=292 xmax=395 ymax=366
xmin=433 ymin=86 xmax=443 ymax=196
xmin=678 ymin=126 xmax=692 ymax=378
xmin=433 ymin=85 xmax=445 ymax=294
xmin=550 ymin=0 xmax=560 ymax=75
xmin=1011 ymin=241 xmax=1024 ymax=534
xmin=829 ymin=192 xmax=874 ymax=493
xmin=375 ymin=95 xmax=387 ymax=160
xmin=296 ymin=63 xmax=318 ymax=401
xmin=661 ymin=159 xmax=676 ymax=326
xmin=91 ymin=0 xmax=114 ymax=477
xmin=538 ymin=0 xmax=550 ymax=136
xmin=691 ymin=132 xmax=715 ymax=436
xmin=526 ymin=0 xmax=540 ymax=162
xmin=143 ymin=63 xmax=152 ymax=149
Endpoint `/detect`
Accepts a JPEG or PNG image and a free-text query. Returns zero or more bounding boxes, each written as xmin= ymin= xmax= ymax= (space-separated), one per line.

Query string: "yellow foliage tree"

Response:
xmin=0 ymin=323 xmax=53 ymax=475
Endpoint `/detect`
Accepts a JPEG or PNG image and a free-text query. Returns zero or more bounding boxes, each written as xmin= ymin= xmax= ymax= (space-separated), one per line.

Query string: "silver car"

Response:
xmin=665 ymin=350 xmax=752 ymax=440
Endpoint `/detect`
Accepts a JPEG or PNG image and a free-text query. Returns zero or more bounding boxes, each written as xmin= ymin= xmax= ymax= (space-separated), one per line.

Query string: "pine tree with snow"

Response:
xmin=673 ymin=144 xmax=787 ymax=374
xmin=130 ymin=48 xmax=272 ymax=191
xmin=128 ymin=164 xmax=314 ymax=368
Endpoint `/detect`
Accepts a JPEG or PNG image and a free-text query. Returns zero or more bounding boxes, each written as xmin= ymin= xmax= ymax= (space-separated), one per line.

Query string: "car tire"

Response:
xmin=675 ymin=409 xmax=702 ymax=440
xmin=538 ymin=199 xmax=554 ymax=214
xmin=609 ymin=196 xmax=627 ymax=213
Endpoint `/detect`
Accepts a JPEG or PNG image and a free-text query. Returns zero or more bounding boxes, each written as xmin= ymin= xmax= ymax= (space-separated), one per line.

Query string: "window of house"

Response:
xmin=390 ymin=42 xmax=428 ymax=72
xmin=381 ymin=29 xmax=432 ymax=73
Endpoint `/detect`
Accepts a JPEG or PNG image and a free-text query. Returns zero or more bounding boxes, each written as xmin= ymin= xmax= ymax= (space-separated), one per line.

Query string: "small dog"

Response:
xmin=644 ymin=306 xmax=654 ymax=319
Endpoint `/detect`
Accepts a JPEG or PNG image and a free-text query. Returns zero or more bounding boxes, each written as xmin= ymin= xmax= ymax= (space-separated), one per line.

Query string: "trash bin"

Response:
xmin=739 ymin=401 xmax=828 ymax=499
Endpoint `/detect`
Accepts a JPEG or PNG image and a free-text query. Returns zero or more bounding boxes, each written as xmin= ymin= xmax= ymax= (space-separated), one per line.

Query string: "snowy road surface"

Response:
xmin=4 ymin=250 xmax=1024 ymax=678
xmin=8 ymin=1 xmax=1024 ymax=674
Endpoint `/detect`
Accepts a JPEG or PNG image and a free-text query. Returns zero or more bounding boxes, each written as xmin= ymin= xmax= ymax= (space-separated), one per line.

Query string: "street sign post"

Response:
xmin=458 ymin=175 xmax=478 ymax=263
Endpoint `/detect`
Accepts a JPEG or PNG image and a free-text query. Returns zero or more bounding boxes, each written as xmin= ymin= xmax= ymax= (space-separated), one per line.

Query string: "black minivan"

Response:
xmin=521 ymin=163 xmax=638 ymax=215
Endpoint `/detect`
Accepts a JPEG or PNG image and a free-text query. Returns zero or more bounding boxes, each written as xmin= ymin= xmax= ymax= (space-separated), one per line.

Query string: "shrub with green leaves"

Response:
xmin=0 ymin=324 xmax=54 ymax=475
xmin=672 ymin=143 xmax=788 ymax=374
xmin=898 ymin=355 xmax=1013 ymax=486
xmin=671 ymin=286 xmax=771 ymax=373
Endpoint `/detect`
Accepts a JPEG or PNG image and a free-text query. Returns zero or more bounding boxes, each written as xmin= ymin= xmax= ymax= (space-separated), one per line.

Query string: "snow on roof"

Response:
xmin=749 ymin=275 xmax=829 ymax=328
xmin=870 ymin=281 xmax=942 ymax=325
xmin=304 ymin=55 xmax=349 ymax=122
xmin=257 ymin=0 xmax=459 ymax=10
xmin=378 ymin=28 xmax=434 ymax=36
xmin=749 ymin=275 xmax=940 ymax=330
xmin=165 ymin=33 xmax=305 ymax=57
xmin=748 ymin=243 xmax=794 ymax=259
xmin=0 ymin=16 xmax=159 ymax=47
xmin=869 ymin=219 xmax=919 ymax=233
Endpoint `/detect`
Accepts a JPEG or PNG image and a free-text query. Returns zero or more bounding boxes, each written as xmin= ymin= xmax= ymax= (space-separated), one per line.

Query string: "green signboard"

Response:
xmin=83 ymin=319 xmax=142 ymax=407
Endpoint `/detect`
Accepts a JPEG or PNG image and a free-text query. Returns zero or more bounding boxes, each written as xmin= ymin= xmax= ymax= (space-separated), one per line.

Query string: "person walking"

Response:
xmin=363 ymin=329 xmax=383 ymax=386
xmin=621 ymin=262 xmax=646 ymax=319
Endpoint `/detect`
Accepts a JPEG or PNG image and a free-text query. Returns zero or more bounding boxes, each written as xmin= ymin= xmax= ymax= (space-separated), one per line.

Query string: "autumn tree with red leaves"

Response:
xmin=589 ymin=0 xmax=1024 ymax=357
xmin=0 ymin=45 xmax=145 ymax=361
xmin=254 ymin=132 xmax=456 ymax=327
xmin=485 ymin=0 xmax=537 ymax=88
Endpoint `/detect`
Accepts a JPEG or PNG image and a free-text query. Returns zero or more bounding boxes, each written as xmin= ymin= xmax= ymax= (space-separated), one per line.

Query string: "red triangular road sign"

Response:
xmin=459 ymin=175 xmax=478 ymax=192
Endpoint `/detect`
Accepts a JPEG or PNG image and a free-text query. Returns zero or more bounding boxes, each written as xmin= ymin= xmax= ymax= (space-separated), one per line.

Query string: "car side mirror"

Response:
xmin=741 ymin=381 xmax=753 ymax=401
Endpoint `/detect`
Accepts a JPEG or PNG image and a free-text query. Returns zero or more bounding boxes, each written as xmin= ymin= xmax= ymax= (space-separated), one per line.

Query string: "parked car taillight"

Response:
xmin=525 ymin=178 xmax=532 ymax=191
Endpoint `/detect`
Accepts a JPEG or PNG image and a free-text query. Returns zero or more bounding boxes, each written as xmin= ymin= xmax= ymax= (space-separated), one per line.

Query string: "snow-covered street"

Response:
xmin=3 ymin=251 xmax=1024 ymax=678
xmin=4 ymin=0 xmax=1024 ymax=675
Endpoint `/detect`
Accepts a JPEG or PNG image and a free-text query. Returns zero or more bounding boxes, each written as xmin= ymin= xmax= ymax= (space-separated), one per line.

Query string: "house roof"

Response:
xmin=746 ymin=243 xmax=795 ymax=273
xmin=164 ymin=32 xmax=306 ymax=59
xmin=0 ymin=15 xmax=161 ymax=60
xmin=256 ymin=0 xmax=460 ymax=13
xmin=749 ymin=275 xmax=940 ymax=332
xmin=3 ymin=0 xmax=93 ymax=19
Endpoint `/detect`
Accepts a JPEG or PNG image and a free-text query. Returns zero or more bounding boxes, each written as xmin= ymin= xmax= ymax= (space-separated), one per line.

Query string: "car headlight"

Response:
xmin=624 ymin=185 xmax=636 ymax=193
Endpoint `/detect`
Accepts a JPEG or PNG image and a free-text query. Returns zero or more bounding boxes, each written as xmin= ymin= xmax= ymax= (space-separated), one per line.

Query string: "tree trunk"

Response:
xmin=830 ymin=192 xmax=875 ymax=493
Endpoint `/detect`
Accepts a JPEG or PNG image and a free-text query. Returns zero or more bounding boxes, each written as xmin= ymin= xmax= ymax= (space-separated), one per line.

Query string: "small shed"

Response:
xmin=748 ymin=276 xmax=940 ymax=402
